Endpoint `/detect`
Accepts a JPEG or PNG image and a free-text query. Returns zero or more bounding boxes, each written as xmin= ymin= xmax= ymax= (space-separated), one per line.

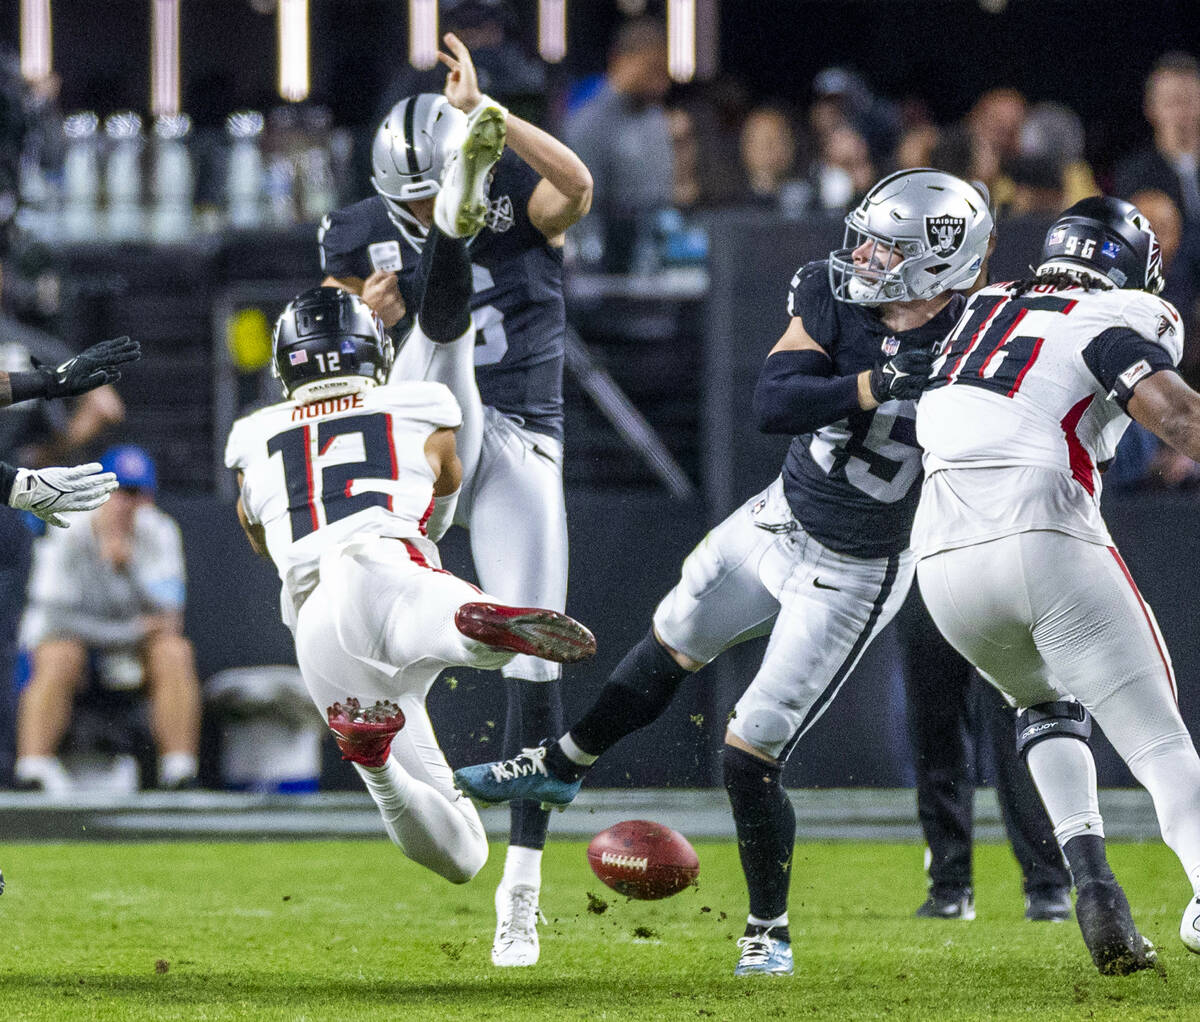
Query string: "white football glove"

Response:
xmin=6 ymin=463 xmax=120 ymax=528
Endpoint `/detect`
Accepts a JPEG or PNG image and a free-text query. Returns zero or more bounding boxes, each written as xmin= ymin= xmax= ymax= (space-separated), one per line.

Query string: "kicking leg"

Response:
xmin=453 ymin=479 xmax=791 ymax=806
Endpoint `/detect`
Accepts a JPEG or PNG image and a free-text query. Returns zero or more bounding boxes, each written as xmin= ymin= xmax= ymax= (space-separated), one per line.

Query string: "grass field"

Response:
xmin=0 ymin=839 xmax=1196 ymax=1021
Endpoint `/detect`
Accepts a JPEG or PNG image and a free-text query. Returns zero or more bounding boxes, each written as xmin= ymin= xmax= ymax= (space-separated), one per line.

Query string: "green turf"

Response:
xmin=0 ymin=839 xmax=1195 ymax=1020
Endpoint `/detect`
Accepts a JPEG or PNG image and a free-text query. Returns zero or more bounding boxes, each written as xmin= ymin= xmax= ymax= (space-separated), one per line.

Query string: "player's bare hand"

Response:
xmin=361 ymin=269 xmax=406 ymax=328
xmin=438 ymin=32 xmax=483 ymax=113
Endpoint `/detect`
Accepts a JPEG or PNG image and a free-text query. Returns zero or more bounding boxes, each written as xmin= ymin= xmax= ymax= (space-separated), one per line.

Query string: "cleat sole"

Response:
xmin=455 ymin=107 xmax=506 ymax=236
xmin=456 ymin=603 xmax=597 ymax=663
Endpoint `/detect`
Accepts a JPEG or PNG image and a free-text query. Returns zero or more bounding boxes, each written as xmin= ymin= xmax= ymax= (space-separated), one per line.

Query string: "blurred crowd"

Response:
xmin=2 ymin=6 xmax=1200 ymax=796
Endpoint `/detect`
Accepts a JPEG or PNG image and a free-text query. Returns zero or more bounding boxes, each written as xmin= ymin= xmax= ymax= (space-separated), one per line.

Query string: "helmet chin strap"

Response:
xmin=383 ymin=199 xmax=430 ymax=252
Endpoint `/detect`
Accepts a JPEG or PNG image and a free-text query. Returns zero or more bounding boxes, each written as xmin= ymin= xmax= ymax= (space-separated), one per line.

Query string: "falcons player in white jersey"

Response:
xmin=225 ymin=286 xmax=594 ymax=885
xmin=914 ymin=196 xmax=1200 ymax=975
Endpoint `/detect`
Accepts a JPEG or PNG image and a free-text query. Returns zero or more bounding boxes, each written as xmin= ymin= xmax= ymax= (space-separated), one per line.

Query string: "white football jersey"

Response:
xmin=912 ymin=282 xmax=1183 ymax=556
xmin=225 ymin=382 xmax=462 ymax=617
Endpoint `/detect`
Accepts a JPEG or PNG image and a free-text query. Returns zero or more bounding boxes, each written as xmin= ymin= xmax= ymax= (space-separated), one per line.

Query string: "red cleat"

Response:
xmin=326 ymin=697 xmax=406 ymax=768
xmin=455 ymin=603 xmax=597 ymax=664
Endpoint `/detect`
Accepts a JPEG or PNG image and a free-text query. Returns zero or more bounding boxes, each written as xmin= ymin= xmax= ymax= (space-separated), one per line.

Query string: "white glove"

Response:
xmin=7 ymin=463 xmax=120 ymax=528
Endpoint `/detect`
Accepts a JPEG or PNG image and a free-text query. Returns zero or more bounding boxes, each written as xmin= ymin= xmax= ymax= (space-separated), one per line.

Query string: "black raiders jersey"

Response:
xmin=780 ymin=261 xmax=966 ymax=559
xmin=318 ymin=150 xmax=566 ymax=442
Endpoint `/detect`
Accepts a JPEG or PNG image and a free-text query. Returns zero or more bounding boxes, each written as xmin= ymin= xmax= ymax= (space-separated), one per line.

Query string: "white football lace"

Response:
xmin=736 ymin=935 xmax=774 ymax=967
xmin=488 ymin=745 xmax=548 ymax=782
xmin=498 ymin=885 xmax=543 ymax=944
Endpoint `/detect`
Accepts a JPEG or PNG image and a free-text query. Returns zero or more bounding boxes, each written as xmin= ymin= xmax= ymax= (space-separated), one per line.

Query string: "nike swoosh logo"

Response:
xmin=812 ymin=578 xmax=840 ymax=591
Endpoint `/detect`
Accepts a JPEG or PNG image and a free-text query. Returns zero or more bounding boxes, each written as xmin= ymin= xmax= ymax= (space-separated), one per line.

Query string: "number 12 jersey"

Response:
xmin=225 ymin=382 xmax=462 ymax=620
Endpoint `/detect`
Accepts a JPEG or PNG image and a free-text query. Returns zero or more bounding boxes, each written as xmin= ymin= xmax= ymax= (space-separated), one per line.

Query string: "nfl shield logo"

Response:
xmin=925 ymin=215 xmax=966 ymax=257
xmin=882 ymin=336 xmax=900 ymax=356
xmin=289 ymin=349 xmax=308 ymax=365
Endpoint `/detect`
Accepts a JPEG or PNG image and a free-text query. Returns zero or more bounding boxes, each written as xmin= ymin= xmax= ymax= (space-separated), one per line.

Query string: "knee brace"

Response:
xmin=1016 ymin=700 xmax=1092 ymax=760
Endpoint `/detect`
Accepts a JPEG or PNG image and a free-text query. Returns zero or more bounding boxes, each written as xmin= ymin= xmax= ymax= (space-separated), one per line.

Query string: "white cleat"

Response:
xmin=492 ymin=882 xmax=543 ymax=967
xmin=1181 ymin=895 xmax=1200 ymax=953
xmin=433 ymin=101 xmax=507 ymax=239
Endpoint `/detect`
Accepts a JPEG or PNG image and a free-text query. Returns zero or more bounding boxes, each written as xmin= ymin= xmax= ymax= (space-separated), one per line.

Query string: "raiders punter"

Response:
xmin=318 ymin=33 xmax=591 ymax=967
xmin=456 ymin=170 xmax=994 ymax=976
xmin=914 ymin=196 xmax=1200 ymax=975
xmin=225 ymin=285 xmax=594 ymax=889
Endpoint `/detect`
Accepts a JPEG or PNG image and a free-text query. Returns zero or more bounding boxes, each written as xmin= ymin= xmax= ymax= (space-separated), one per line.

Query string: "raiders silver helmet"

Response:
xmin=370 ymin=93 xmax=467 ymax=247
xmin=828 ymin=169 xmax=994 ymax=305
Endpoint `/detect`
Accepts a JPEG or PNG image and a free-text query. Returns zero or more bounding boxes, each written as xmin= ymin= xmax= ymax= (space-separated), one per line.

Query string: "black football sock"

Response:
xmin=1063 ymin=834 xmax=1116 ymax=889
xmin=724 ymin=743 xmax=795 ymax=922
xmin=415 ymin=226 xmax=472 ymax=342
xmin=504 ymin=677 xmax=564 ymax=851
xmin=743 ymin=922 xmax=791 ymax=944
xmin=564 ymin=629 xmax=692 ymax=766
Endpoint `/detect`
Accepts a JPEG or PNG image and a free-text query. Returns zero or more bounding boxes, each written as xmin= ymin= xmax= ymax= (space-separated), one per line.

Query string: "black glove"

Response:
xmin=36 ymin=335 xmax=141 ymax=398
xmin=868 ymin=348 xmax=935 ymax=403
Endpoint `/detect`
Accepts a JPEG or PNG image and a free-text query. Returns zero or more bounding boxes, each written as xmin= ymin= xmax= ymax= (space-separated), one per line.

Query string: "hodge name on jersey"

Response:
xmin=318 ymin=151 xmax=565 ymax=443
xmin=782 ymin=261 xmax=966 ymax=559
xmin=913 ymin=281 xmax=1184 ymax=556
xmin=225 ymin=381 xmax=461 ymax=626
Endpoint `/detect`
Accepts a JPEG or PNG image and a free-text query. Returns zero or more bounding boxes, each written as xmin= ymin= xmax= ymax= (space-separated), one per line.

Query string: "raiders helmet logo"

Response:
xmin=925 ymin=215 xmax=967 ymax=257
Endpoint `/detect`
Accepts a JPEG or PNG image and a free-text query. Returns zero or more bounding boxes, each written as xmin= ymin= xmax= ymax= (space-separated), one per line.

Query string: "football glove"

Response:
xmin=6 ymin=463 xmax=119 ymax=528
xmin=35 ymin=335 xmax=140 ymax=399
xmin=868 ymin=348 xmax=935 ymax=403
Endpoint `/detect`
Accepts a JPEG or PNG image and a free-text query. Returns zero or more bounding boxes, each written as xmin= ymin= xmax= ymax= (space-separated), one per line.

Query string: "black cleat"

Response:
xmin=915 ymin=887 xmax=975 ymax=920
xmin=1075 ymin=880 xmax=1156 ymax=975
xmin=1025 ymin=887 xmax=1072 ymax=922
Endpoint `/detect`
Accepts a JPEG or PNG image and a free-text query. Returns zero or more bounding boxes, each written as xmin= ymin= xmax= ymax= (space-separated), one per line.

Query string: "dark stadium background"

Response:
xmin=1 ymin=0 xmax=1198 ymax=795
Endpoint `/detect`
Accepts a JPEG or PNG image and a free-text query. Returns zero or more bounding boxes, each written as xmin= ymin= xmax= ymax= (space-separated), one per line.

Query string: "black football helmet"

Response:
xmin=1037 ymin=196 xmax=1165 ymax=294
xmin=272 ymin=287 xmax=393 ymax=400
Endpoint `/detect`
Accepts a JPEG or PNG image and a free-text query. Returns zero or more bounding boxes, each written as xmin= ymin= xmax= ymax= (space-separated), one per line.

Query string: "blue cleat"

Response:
xmin=453 ymin=743 xmax=582 ymax=809
xmin=734 ymin=928 xmax=793 ymax=977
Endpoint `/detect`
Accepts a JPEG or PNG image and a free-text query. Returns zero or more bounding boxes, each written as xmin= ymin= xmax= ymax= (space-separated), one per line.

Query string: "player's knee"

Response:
xmin=443 ymin=838 xmax=488 ymax=884
xmin=726 ymin=701 xmax=794 ymax=762
xmin=1016 ymin=700 xmax=1092 ymax=760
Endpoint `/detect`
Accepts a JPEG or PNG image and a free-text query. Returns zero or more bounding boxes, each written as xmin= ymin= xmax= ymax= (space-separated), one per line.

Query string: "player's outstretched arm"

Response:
xmin=0 ymin=335 xmax=140 ymax=407
xmin=438 ymin=32 xmax=592 ymax=241
xmin=2 ymin=461 xmax=118 ymax=528
xmin=1127 ymin=370 xmax=1200 ymax=463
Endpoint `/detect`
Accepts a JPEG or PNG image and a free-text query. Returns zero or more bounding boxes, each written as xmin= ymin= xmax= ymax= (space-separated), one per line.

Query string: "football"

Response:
xmin=587 ymin=819 xmax=700 ymax=900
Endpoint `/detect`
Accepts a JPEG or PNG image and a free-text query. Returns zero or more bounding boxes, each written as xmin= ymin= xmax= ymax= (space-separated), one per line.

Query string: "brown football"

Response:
xmin=587 ymin=819 xmax=700 ymax=900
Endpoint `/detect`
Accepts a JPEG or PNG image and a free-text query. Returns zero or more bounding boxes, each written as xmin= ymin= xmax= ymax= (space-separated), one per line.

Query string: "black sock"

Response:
xmin=1063 ymin=834 xmax=1116 ymax=889
xmin=567 ymin=629 xmax=691 ymax=761
xmin=724 ymin=744 xmax=795 ymax=922
xmin=744 ymin=922 xmax=791 ymax=944
xmin=415 ymin=226 xmax=472 ymax=342
xmin=504 ymin=678 xmax=564 ymax=850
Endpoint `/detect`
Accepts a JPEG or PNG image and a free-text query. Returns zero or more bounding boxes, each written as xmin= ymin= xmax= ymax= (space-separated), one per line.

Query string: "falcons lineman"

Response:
xmin=318 ymin=33 xmax=592 ymax=966
xmin=224 ymin=280 xmax=594 ymax=888
xmin=456 ymin=169 xmax=994 ymax=975
xmin=914 ymin=196 xmax=1200 ymax=975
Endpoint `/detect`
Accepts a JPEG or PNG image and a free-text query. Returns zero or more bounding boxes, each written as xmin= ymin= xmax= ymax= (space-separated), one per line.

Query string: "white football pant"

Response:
xmin=653 ymin=477 xmax=914 ymax=761
xmin=293 ymin=536 xmax=513 ymax=883
xmin=918 ymin=530 xmax=1200 ymax=890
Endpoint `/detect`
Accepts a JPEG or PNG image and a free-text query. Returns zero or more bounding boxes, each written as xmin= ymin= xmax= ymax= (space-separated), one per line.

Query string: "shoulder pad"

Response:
xmin=318 ymin=198 xmax=385 ymax=267
xmin=371 ymin=381 xmax=463 ymax=430
xmin=786 ymin=261 xmax=837 ymax=343
xmin=1117 ymin=291 xmax=1184 ymax=367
